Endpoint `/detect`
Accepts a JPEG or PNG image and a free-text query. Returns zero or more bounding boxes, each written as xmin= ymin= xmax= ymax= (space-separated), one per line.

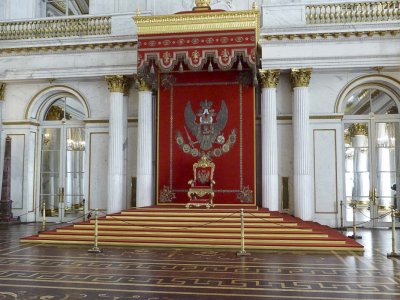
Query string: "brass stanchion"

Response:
xmin=40 ymin=201 xmax=46 ymax=232
xmin=82 ymin=198 xmax=86 ymax=222
xmin=88 ymin=208 xmax=102 ymax=253
xmin=237 ymin=208 xmax=250 ymax=256
xmin=348 ymin=201 xmax=361 ymax=239
xmin=387 ymin=207 xmax=400 ymax=258
xmin=59 ymin=187 xmax=64 ymax=223
xmin=339 ymin=200 xmax=345 ymax=231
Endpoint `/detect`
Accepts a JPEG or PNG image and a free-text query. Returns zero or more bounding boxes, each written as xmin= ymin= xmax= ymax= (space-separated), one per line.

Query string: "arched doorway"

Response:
xmin=341 ymin=83 xmax=400 ymax=227
xmin=34 ymin=90 xmax=88 ymax=223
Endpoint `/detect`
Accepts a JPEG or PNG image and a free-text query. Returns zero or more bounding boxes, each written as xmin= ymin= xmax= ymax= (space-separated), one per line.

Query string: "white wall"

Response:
xmin=3 ymin=0 xmax=43 ymax=20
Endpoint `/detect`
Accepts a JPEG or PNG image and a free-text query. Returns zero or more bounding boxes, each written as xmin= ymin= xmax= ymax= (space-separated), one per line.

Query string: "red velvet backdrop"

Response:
xmin=157 ymin=71 xmax=256 ymax=205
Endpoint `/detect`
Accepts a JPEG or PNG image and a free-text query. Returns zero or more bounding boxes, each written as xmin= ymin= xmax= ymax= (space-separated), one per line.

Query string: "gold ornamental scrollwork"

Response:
xmin=290 ymin=68 xmax=312 ymax=89
xmin=105 ymin=75 xmax=129 ymax=93
xmin=134 ymin=75 xmax=152 ymax=92
xmin=0 ymin=83 xmax=5 ymax=101
xmin=348 ymin=123 xmax=368 ymax=137
xmin=258 ymin=69 xmax=280 ymax=88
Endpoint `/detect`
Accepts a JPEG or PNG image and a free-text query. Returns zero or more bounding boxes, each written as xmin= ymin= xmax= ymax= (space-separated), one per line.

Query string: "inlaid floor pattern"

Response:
xmin=21 ymin=206 xmax=363 ymax=251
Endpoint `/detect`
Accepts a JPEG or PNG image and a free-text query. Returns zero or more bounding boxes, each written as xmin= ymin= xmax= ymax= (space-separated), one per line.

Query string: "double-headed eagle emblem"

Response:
xmin=176 ymin=100 xmax=236 ymax=157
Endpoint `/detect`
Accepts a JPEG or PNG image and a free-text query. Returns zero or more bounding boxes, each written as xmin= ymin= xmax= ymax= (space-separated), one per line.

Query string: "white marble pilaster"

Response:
xmin=105 ymin=75 xmax=128 ymax=214
xmin=291 ymin=68 xmax=312 ymax=220
xmin=259 ymin=70 xmax=280 ymax=211
xmin=135 ymin=77 xmax=153 ymax=207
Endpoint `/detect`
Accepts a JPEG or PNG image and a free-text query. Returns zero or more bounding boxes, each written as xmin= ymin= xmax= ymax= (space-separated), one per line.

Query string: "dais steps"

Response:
xmin=21 ymin=206 xmax=363 ymax=251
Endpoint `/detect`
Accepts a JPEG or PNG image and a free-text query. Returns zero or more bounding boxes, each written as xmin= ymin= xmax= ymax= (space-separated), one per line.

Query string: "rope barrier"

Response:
xmin=99 ymin=210 xmax=239 ymax=231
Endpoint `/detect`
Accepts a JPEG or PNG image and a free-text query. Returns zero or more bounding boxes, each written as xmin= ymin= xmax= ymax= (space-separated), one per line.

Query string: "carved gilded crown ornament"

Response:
xmin=0 ymin=83 xmax=5 ymax=101
xmin=258 ymin=69 xmax=280 ymax=88
xmin=290 ymin=68 xmax=312 ymax=89
xmin=194 ymin=0 xmax=211 ymax=10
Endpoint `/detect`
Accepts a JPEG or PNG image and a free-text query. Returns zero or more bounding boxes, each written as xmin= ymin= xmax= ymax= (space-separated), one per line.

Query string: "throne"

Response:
xmin=186 ymin=155 xmax=215 ymax=208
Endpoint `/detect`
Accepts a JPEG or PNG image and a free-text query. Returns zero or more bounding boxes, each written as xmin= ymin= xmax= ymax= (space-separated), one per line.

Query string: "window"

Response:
xmin=344 ymin=88 xmax=398 ymax=115
xmin=45 ymin=0 xmax=89 ymax=17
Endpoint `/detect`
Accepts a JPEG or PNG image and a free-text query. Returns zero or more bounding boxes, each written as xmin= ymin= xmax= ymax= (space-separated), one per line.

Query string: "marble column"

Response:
xmin=122 ymin=85 xmax=129 ymax=208
xmin=135 ymin=76 xmax=153 ymax=207
xmin=259 ymin=69 xmax=280 ymax=211
xmin=290 ymin=68 xmax=312 ymax=220
xmin=0 ymin=83 xmax=4 ymax=136
xmin=0 ymin=83 xmax=5 ymax=196
xmin=105 ymin=75 xmax=128 ymax=214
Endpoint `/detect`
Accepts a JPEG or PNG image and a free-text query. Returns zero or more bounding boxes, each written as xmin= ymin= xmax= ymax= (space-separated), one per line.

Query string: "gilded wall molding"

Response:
xmin=134 ymin=75 xmax=152 ymax=92
xmin=0 ymin=83 xmax=5 ymax=101
xmin=263 ymin=29 xmax=400 ymax=41
xmin=0 ymin=41 xmax=136 ymax=55
xmin=259 ymin=69 xmax=280 ymax=88
xmin=290 ymin=68 xmax=312 ymax=88
xmin=105 ymin=75 xmax=129 ymax=93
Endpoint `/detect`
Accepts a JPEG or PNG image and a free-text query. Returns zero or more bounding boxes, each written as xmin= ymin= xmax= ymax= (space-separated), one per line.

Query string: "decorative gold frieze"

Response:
xmin=263 ymin=29 xmax=400 ymax=41
xmin=306 ymin=1 xmax=400 ymax=25
xmin=258 ymin=69 xmax=280 ymax=88
xmin=134 ymin=75 xmax=152 ymax=92
xmin=134 ymin=10 xmax=259 ymax=36
xmin=0 ymin=41 xmax=136 ymax=55
xmin=105 ymin=75 xmax=128 ymax=93
xmin=348 ymin=123 xmax=368 ymax=137
xmin=0 ymin=16 xmax=111 ymax=40
xmin=290 ymin=68 xmax=312 ymax=88
xmin=0 ymin=83 xmax=5 ymax=101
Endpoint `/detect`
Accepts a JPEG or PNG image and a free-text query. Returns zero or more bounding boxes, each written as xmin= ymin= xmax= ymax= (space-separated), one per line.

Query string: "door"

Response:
xmin=39 ymin=126 xmax=85 ymax=223
xmin=344 ymin=117 xmax=400 ymax=227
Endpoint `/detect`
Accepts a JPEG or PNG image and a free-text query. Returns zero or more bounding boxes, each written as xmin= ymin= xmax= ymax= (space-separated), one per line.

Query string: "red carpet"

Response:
xmin=21 ymin=206 xmax=363 ymax=251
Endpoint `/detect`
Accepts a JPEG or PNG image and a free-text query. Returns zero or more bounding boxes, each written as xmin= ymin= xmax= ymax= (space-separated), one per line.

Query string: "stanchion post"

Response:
xmin=237 ymin=208 xmax=250 ymax=256
xmin=88 ymin=208 xmax=102 ymax=253
xmin=348 ymin=201 xmax=361 ymax=239
xmin=340 ymin=200 xmax=345 ymax=231
xmin=82 ymin=198 xmax=86 ymax=222
xmin=387 ymin=207 xmax=400 ymax=258
xmin=41 ymin=201 xmax=46 ymax=232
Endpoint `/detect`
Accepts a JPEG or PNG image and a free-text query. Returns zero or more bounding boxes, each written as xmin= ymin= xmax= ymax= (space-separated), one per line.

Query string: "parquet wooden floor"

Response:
xmin=0 ymin=223 xmax=399 ymax=299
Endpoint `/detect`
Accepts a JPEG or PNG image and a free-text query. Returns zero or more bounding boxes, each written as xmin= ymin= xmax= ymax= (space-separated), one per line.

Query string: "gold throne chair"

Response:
xmin=186 ymin=155 xmax=215 ymax=209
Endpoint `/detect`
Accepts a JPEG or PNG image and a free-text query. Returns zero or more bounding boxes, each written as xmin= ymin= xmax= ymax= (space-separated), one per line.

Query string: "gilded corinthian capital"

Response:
xmin=105 ymin=75 xmax=128 ymax=93
xmin=0 ymin=83 xmax=5 ymax=101
xmin=259 ymin=69 xmax=280 ymax=88
xmin=290 ymin=68 xmax=312 ymax=88
xmin=134 ymin=75 xmax=152 ymax=92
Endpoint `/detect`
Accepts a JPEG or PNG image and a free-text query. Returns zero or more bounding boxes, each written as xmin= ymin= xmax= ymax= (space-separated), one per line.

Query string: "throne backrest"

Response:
xmin=192 ymin=156 xmax=215 ymax=187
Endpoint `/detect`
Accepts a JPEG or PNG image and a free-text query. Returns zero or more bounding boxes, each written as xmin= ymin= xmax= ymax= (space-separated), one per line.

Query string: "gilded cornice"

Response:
xmin=0 ymin=83 xmax=5 ymax=101
xmin=259 ymin=69 xmax=280 ymax=88
xmin=133 ymin=10 xmax=259 ymax=36
xmin=290 ymin=68 xmax=312 ymax=88
xmin=263 ymin=29 xmax=400 ymax=41
xmin=105 ymin=75 xmax=129 ymax=93
xmin=134 ymin=75 xmax=152 ymax=92
xmin=0 ymin=41 xmax=136 ymax=55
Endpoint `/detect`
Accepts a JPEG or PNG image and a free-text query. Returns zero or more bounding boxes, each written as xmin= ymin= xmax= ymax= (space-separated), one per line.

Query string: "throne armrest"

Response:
xmin=188 ymin=179 xmax=194 ymax=186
